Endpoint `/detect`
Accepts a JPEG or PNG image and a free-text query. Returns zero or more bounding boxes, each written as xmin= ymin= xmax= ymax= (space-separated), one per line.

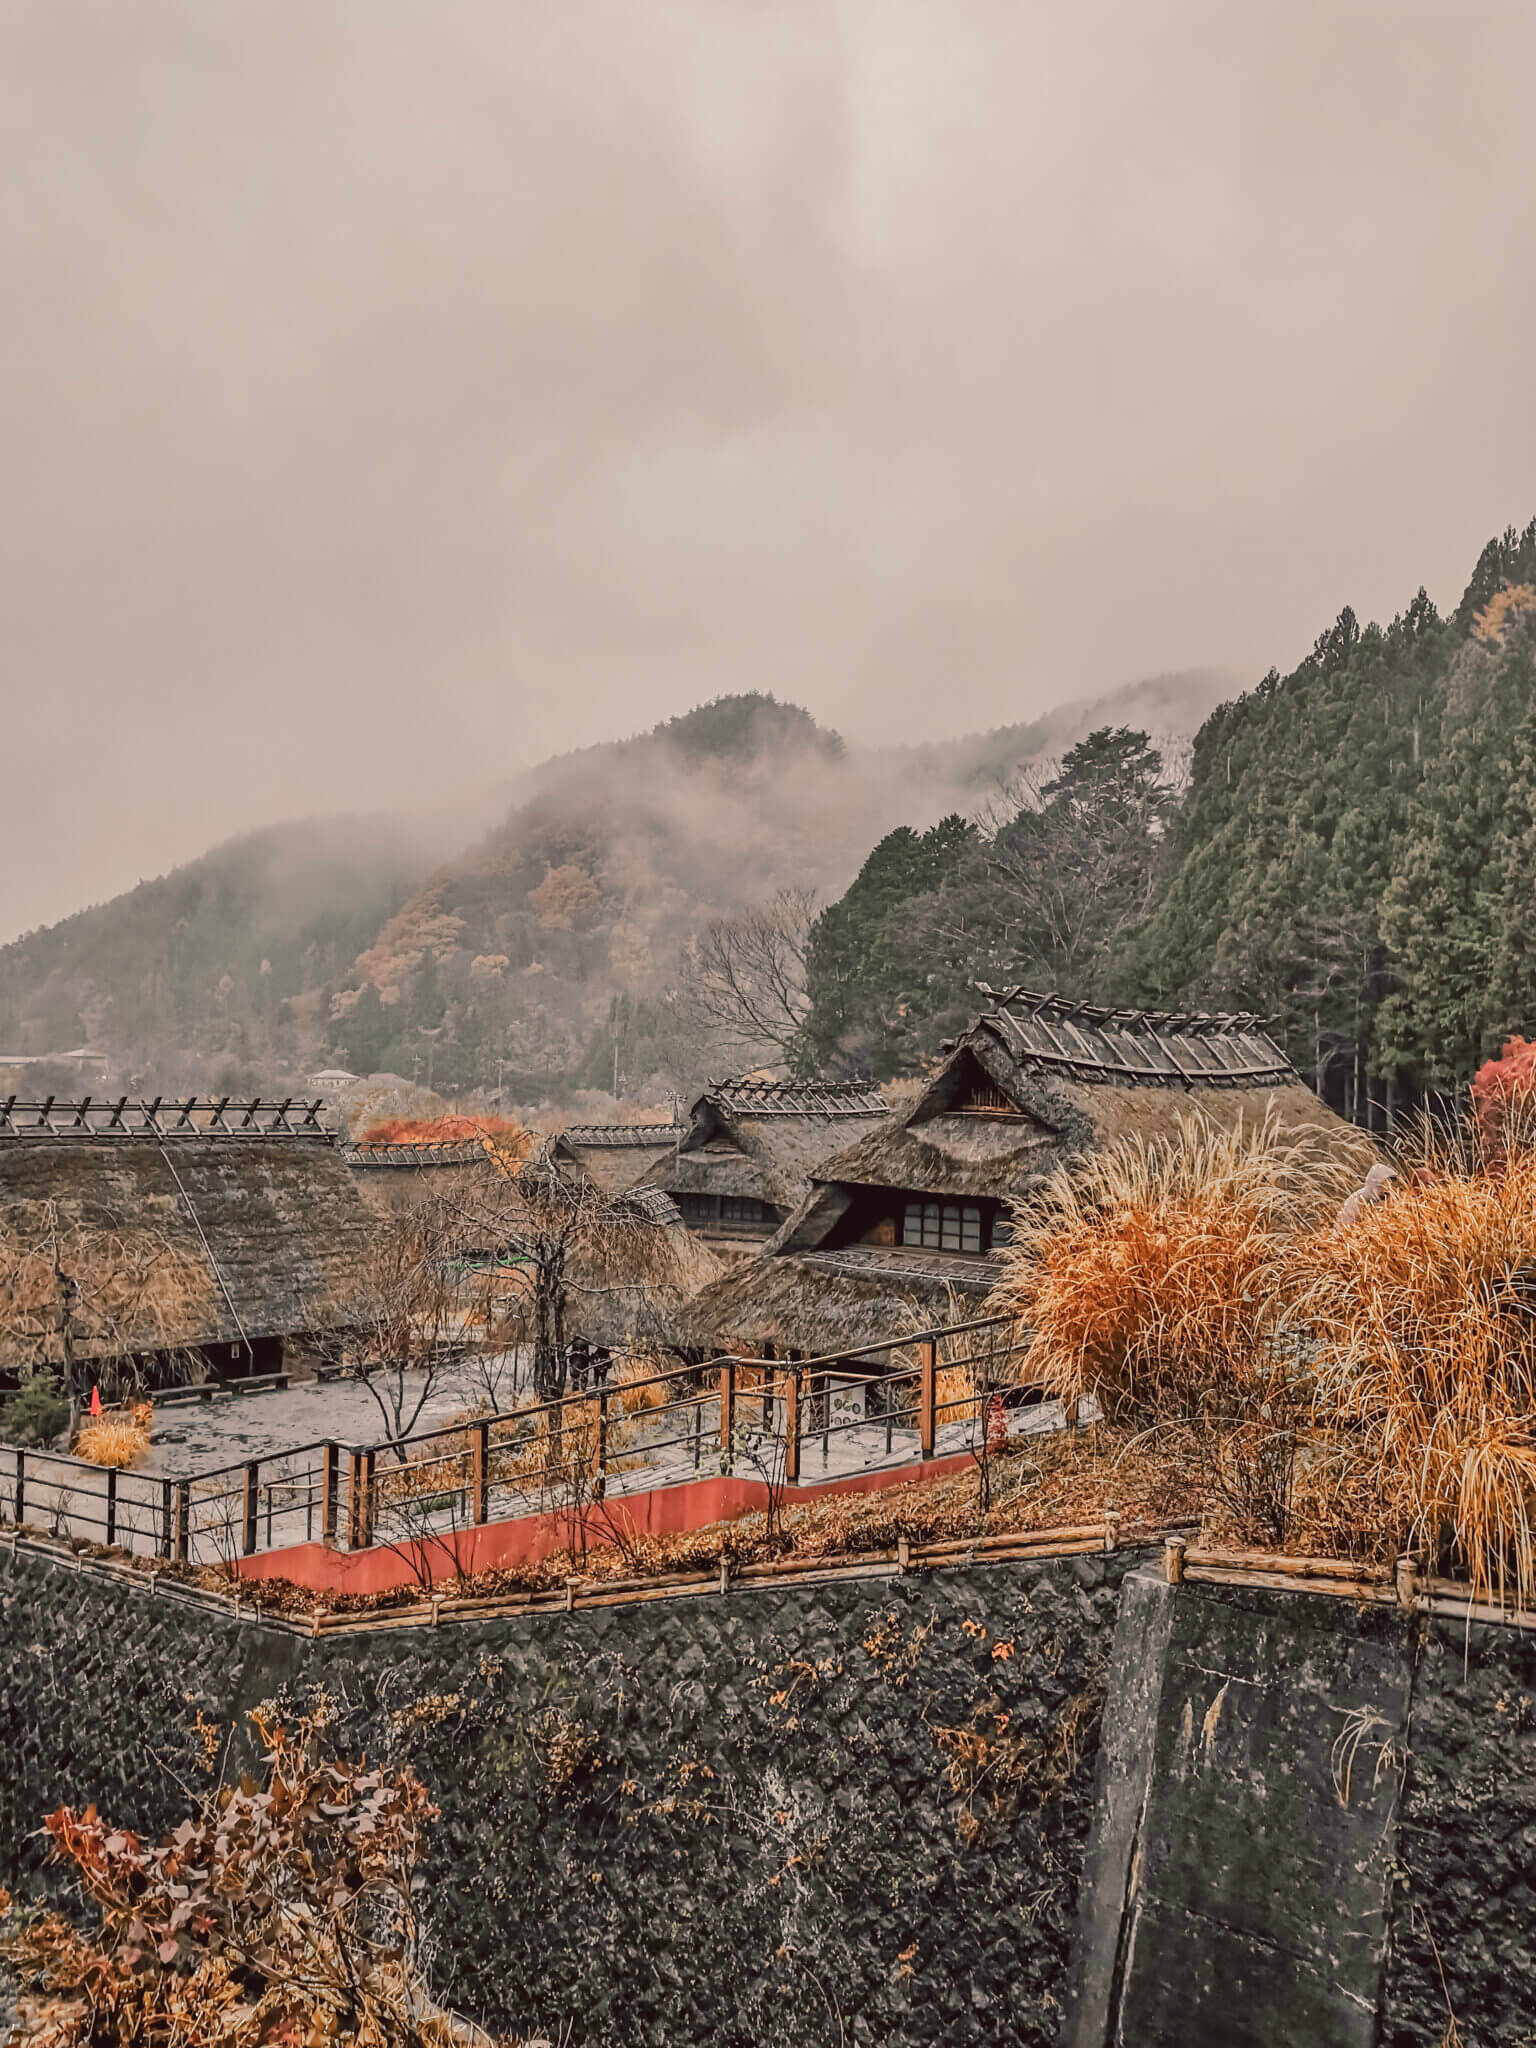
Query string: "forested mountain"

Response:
xmin=0 ymin=818 xmax=437 ymax=1093
xmin=0 ymin=672 xmax=1224 ymax=1105
xmin=14 ymin=505 xmax=1536 ymax=1127
xmin=796 ymin=729 xmax=1173 ymax=1076
xmin=799 ymin=520 xmax=1536 ymax=1121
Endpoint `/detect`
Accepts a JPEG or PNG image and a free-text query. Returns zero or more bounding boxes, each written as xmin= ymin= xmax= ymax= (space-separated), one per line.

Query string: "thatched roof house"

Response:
xmin=676 ymin=991 xmax=1370 ymax=1358
xmin=341 ymin=1137 xmax=494 ymax=1221
xmin=0 ymin=1098 xmax=376 ymax=1379
xmin=641 ymin=1078 xmax=889 ymax=1254
xmin=548 ymin=1121 xmax=683 ymax=1199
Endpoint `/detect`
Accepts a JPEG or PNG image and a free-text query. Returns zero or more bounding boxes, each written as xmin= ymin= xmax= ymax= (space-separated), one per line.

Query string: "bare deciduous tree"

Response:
xmin=679 ymin=887 xmax=815 ymax=1068
xmin=444 ymin=1152 xmax=715 ymax=1402
xmin=321 ymin=1196 xmax=480 ymax=1457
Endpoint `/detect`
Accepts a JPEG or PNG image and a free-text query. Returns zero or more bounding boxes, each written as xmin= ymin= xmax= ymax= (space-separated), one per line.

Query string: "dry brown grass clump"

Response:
xmin=994 ymin=1108 xmax=1335 ymax=1419
xmin=613 ymin=1352 xmax=671 ymax=1416
xmin=1291 ymin=1139 xmax=1536 ymax=1604
xmin=991 ymin=1110 xmax=1357 ymax=1545
xmin=71 ymin=1403 xmax=151 ymax=1469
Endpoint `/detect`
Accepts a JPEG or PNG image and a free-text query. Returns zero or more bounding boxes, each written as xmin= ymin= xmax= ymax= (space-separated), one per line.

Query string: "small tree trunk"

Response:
xmin=533 ymin=1250 xmax=568 ymax=1403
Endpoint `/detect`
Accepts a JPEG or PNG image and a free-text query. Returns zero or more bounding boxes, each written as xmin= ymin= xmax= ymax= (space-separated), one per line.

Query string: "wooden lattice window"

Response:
xmin=902 ymin=1200 xmax=983 ymax=1254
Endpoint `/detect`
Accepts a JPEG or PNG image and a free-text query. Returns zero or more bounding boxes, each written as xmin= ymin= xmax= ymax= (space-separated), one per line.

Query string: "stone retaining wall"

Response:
xmin=0 ymin=1543 xmax=1130 ymax=2048
xmin=4 ymin=1543 xmax=1536 ymax=2045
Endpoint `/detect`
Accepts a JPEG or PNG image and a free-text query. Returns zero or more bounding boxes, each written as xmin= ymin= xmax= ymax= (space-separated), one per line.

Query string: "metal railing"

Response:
xmin=0 ymin=1315 xmax=1054 ymax=1567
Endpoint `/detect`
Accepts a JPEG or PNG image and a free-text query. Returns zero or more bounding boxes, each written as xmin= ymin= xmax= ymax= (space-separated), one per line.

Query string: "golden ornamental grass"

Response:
xmin=1290 ymin=1147 xmax=1536 ymax=1604
xmin=73 ymin=1404 xmax=152 ymax=1469
xmin=992 ymin=1109 xmax=1332 ymax=1423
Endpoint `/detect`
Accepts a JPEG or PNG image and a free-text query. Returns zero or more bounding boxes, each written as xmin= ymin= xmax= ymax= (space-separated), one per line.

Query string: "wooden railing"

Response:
xmin=0 ymin=1315 xmax=1048 ymax=1568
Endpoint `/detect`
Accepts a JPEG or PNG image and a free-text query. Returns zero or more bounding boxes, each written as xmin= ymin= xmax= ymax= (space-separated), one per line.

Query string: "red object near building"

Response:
xmin=987 ymin=1391 xmax=1008 ymax=1451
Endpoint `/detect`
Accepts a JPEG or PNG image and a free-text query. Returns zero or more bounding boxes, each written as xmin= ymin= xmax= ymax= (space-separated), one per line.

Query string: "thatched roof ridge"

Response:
xmin=961 ymin=986 xmax=1296 ymax=1088
xmin=0 ymin=1097 xmax=330 ymax=1142
xmin=341 ymin=1140 xmax=488 ymax=1167
xmin=0 ymin=1139 xmax=375 ymax=1365
xmin=549 ymin=1126 xmax=681 ymax=1198
xmin=558 ymin=1122 xmax=684 ymax=1147
xmin=706 ymin=1078 xmax=888 ymax=1118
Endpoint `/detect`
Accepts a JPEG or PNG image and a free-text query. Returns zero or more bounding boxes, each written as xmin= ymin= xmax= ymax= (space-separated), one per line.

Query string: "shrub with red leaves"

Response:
xmin=1471 ymin=1035 xmax=1536 ymax=1161
xmin=0 ymin=1710 xmax=489 ymax=2047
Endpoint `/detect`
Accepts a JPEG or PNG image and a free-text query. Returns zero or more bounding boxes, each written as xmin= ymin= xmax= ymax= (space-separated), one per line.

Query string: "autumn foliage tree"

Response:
xmin=1471 ymin=1034 xmax=1536 ymax=1159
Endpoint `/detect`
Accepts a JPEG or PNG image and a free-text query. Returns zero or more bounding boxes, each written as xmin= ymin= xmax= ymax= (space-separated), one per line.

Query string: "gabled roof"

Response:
xmin=645 ymin=1075 xmax=891 ymax=1214
xmin=549 ymin=1123 xmax=683 ymax=1198
xmin=965 ymin=986 xmax=1295 ymax=1087
xmin=803 ymin=990 xmax=1362 ymax=1206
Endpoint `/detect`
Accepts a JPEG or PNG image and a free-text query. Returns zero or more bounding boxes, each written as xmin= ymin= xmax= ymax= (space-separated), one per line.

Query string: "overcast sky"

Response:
xmin=3 ymin=0 xmax=1534 ymax=939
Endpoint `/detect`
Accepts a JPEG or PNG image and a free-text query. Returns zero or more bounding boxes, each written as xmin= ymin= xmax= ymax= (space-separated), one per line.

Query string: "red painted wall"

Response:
xmin=234 ymin=1449 xmax=975 ymax=1597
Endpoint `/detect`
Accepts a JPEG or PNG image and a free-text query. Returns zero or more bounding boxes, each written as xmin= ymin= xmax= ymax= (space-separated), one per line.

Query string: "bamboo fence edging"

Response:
xmin=15 ymin=1521 xmax=1536 ymax=1639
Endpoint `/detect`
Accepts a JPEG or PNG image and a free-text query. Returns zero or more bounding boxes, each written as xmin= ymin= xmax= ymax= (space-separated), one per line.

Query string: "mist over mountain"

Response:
xmin=0 ymin=670 xmax=1229 ymax=1101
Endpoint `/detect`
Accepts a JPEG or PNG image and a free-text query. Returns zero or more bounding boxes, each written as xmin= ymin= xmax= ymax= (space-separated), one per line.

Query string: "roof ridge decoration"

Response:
xmin=0 ymin=1096 xmax=334 ymax=1143
xmin=341 ymin=1139 xmax=489 ymax=1167
xmin=967 ymin=986 xmax=1297 ymax=1089
xmin=559 ymin=1123 xmax=685 ymax=1146
xmin=708 ymin=1076 xmax=888 ymax=1119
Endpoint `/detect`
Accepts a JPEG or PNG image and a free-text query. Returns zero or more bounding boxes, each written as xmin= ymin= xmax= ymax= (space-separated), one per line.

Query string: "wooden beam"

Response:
xmin=718 ymin=1361 xmax=735 ymax=1473
xmin=918 ymin=1339 xmax=937 ymax=1459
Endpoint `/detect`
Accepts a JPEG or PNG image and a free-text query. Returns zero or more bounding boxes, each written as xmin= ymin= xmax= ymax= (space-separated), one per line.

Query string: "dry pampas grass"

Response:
xmin=988 ymin=1110 xmax=1346 ymax=1544
xmin=1291 ymin=1134 xmax=1536 ymax=1604
xmin=993 ymin=1108 xmax=1336 ymax=1424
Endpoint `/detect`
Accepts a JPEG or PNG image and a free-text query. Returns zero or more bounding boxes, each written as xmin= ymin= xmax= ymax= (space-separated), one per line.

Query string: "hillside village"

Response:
xmin=2 ymin=527 xmax=1536 ymax=2043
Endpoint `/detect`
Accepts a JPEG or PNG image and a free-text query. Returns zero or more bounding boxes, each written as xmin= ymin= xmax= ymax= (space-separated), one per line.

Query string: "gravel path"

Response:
xmin=141 ymin=1354 xmax=523 ymax=1475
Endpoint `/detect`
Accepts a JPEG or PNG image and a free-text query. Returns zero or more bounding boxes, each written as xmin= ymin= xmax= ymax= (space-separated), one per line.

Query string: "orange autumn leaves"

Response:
xmin=358 ymin=1112 xmax=530 ymax=1157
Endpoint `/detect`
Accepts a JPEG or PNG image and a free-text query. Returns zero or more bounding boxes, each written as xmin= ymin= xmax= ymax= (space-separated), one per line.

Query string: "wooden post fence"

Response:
xmin=347 ymin=1450 xmax=367 ymax=1548
xmin=104 ymin=1466 xmax=117 ymax=1549
xmin=321 ymin=1442 xmax=339 ymax=1543
xmin=243 ymin=1461 xmax=260 ymax=1556
xmin=783 ymin=1369 xmax=801 ymax=1483
xmin=718 ymin=1361 xmax=735 ymax=1475
xmin=472 ymin=1420 xmax=490 ymax=1524
xmin=159 ymin=1477 xmax=172 ymax=1559
xmin=12 ymin=1448 xmax=23 ymax=1529
xmin=173 ymin=1481 xmax=190 ymax=1564
xmin=918 ymin=1339 xmax=937 ymax=1460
